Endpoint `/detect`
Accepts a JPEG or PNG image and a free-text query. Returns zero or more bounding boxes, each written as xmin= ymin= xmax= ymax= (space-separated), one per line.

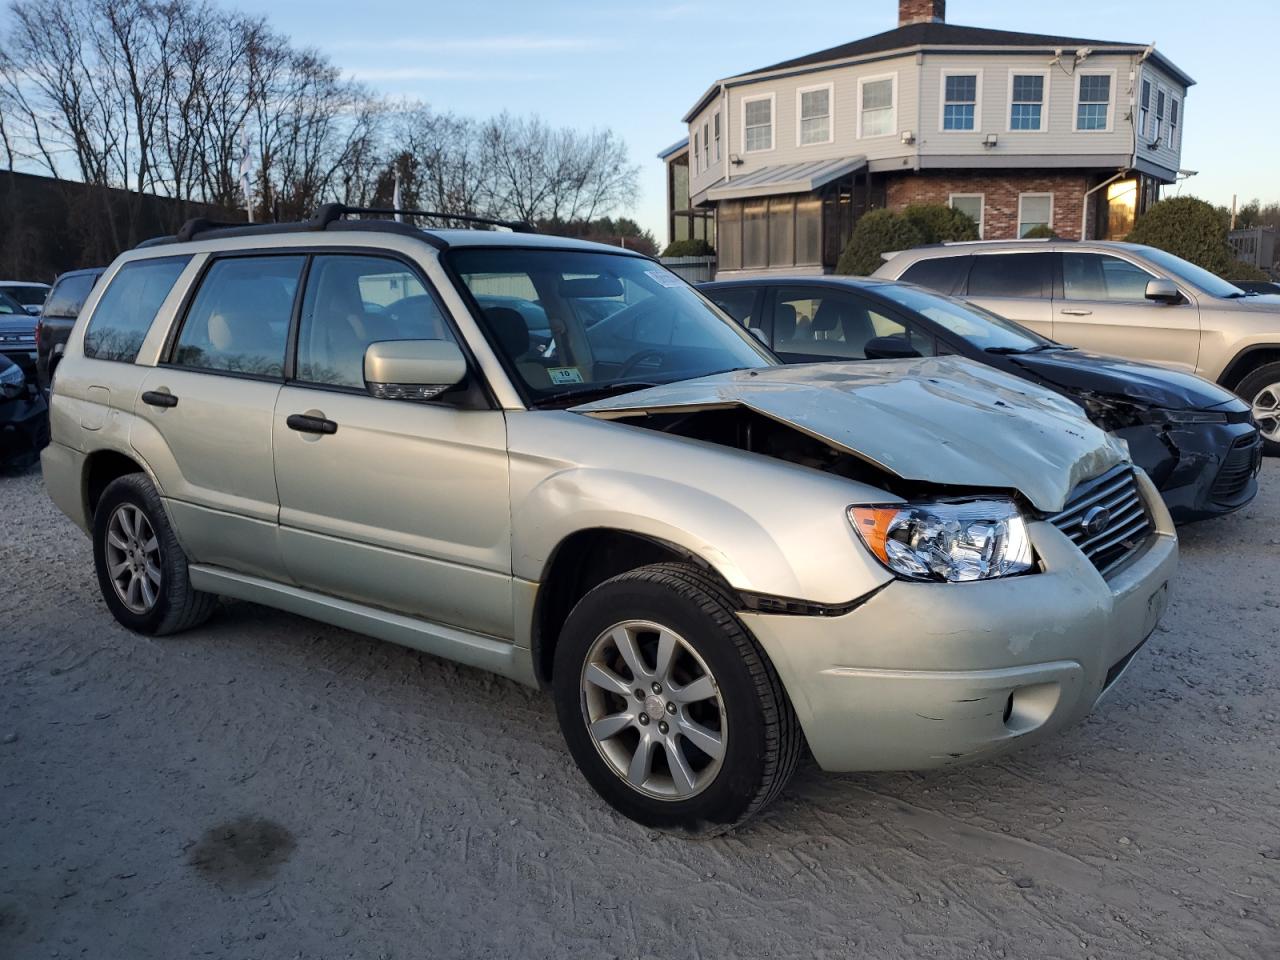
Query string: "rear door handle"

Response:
xmin=141 ymin=390 xmax=178 ymax=408
xmin=286 ymin=413 xmax=338 ymax=435
xmin=1059 ymin=309 xmax=1093 ymax=316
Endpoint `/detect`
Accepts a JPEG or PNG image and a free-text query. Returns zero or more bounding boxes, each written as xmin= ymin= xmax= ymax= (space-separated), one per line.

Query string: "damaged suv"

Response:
xmin=43 ymin=207 xmax=1177 ymax=831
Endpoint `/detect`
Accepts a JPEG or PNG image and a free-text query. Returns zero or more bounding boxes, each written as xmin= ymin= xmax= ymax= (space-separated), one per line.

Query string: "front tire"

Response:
xmin=92 ymin=473 xmax=217 ymax=635
xmin=552 ymin=562 xmax=802 ymax=833
xmin=1238 ymin=361 xmax=1280 ymax=456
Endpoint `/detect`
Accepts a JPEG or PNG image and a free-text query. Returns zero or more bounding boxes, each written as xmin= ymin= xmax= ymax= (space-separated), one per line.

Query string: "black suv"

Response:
xmin=36 ymin=267 xmax=105 ymax=392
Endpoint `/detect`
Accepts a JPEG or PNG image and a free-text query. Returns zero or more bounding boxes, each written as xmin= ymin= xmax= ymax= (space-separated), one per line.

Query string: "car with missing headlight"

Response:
xmin=872 ymin=240 xmax=1280 ymax=455
xmin=702 ymin=277 xmax=1261 ymax=523
xmin=43 ymin=205 xmax=1177 ymax=832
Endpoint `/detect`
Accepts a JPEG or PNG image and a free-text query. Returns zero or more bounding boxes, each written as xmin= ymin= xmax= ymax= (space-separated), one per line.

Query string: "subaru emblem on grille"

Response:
xmin=1080 ymin=505 xmax=1112 ymax=537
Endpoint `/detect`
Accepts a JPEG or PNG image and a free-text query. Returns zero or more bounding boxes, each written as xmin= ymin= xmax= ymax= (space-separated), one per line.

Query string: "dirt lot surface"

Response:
xmin=2 ymin=462 xmax=1277 ymax=960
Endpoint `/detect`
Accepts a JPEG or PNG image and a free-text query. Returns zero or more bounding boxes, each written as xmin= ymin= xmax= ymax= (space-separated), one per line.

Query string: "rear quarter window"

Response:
xmin=83 ymin=257 xmax=190 ymax=362
xmin=898 ymin=256 xmax=971 ymax=295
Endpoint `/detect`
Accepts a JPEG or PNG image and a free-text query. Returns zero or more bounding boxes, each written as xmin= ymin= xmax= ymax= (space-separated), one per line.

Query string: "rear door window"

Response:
xmin=170 ymin=255 xmax=303 ymax=378
xmin=704 ymin=287 xmax=758 ymax=326
xmin=43 ymin=273 xmax=102 ymax=319
xmin=965 ymin=253 xmax=1052 ymax=298
xmin=771 ymin=286 xmax=935 ymax=360
xmin=82 ymin=257 xmax=190 ymax=363
xmin=899 ymin=256 xmax=971 ymax=295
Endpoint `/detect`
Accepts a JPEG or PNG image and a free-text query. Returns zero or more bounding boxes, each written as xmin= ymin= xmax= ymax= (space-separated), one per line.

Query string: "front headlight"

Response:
xmin=0 ymin=363 xmax=23 ymax=399
xmin=849 ymin=498 xmax=1035 ymax=582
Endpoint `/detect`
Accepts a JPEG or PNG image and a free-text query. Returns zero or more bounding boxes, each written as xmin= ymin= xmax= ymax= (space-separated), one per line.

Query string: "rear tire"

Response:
xmin=92 ymin=473 xmax=217 ymax=635
xmin=1237 ymin=361 xmax=1280 ymax=456
xmin=552 ymin=562 xmax=802 ymax=834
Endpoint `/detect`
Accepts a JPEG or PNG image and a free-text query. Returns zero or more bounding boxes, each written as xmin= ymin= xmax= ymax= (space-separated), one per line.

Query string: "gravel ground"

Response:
xmin=2 ymin=461 xmax=1277 ymax=960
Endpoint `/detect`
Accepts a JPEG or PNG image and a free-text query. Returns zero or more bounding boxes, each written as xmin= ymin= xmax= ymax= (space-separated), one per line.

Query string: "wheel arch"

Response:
xmin=1218 ymin=344 xmax=1280 ymax=391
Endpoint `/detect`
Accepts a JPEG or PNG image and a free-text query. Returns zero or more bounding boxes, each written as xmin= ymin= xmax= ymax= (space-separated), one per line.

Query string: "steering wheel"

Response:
xmin=617 ymin=349 xmax=666 ymax=379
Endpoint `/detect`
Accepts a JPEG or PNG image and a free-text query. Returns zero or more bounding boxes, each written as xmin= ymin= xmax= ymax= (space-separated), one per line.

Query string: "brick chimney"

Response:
xmin=899 ymin=0 xmax=945 ymax=26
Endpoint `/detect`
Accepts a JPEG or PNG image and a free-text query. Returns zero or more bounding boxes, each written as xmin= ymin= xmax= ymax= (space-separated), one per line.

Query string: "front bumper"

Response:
xmin=1117 ymin=419 xmax=1260 ymax=523
xmin=740 ymin=472 xmax=1178 ymax=772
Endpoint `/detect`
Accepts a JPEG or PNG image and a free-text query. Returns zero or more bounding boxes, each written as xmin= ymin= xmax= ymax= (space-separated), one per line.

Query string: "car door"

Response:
xmin=767 ymin=285 xmax=937 ymax=363
xmin=271 ymin=253 xmax=512 ymax=639
xmin=133 ymin=253 xmax=301 ymax=580
xmin=1054 ymin=251 xmax=1200 ymax=372
xmin=961 ymin=252 xmax=1055 ymax=338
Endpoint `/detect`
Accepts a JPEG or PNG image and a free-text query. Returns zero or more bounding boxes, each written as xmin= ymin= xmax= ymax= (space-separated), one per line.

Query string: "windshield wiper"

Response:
xmin=532 ymin=380 xmax=662 ymax=409
xmin=984 ymin=343 xmax=1072 ymax=355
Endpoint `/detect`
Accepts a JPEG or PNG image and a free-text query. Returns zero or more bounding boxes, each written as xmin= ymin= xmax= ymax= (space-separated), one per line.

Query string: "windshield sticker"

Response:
xmin=547 ymin=366 xmax=585 ymax=385
xmin=645 ymin=270 xmax=683 ymax=289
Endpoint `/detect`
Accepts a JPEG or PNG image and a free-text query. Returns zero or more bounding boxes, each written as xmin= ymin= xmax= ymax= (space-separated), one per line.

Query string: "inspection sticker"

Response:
xmin=547 ymin=366 xmax=585 ymax=385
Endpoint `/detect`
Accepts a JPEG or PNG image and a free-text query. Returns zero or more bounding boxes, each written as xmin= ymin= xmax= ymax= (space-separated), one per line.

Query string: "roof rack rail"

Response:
xmin=320 ymin=204 xmax=536 ymax=233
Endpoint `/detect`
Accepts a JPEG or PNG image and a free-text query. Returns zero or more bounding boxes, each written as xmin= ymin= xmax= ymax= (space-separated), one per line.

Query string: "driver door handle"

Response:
xmin=286 ymin=413 xmax=338 ymax=435
xmin=1059 ymin=309 xmax=1093 ymax=316
xmin=141 ymin=390 xmax=178 ymax=408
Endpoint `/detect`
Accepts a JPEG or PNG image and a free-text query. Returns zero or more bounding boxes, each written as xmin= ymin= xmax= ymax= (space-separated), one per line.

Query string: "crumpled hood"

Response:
xmin=575 ymin=357 xmax=1129 ymax=513
xmin=1009 ymin=348 xmax=1239 ymax=411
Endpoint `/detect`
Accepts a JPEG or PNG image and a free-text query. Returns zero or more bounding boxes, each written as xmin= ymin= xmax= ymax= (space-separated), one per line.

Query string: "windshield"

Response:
xmin=0 ymin=291 xmax=23 ymax=315
xmin=874 ymin=283 xmax=1054 ymax=352
xmin=3 ymin=284 xmax=49 ymax=307
xmin=447 ymin=247 xmax=773 ymax=403
xmin=1135 ymin=246 xmax=1246 ymax=298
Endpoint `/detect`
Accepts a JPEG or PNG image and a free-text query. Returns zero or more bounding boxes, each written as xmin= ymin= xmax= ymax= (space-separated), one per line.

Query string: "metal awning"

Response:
xmin=706 ymin=156 xmax=867 ymax=202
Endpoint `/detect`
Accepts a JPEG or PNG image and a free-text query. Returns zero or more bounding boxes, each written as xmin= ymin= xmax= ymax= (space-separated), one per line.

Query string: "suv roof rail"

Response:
xmin=137 ymin=204 xmax=536 ymax=250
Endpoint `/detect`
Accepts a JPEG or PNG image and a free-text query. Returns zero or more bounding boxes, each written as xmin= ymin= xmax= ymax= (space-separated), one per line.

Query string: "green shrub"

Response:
xmin=1219 ymin=258 xmax=1271 ymax=283
xmin=903 ymin=203 xmax=979 ymax=243
xmin=1125 ymin=196 xmax=1234 ymax=275
xmin=835 ymin=210 xmax=926 ymax=276
xmin=1021 ymin=224 xmax=1058 ymax=239
xmin=661 ymin=238 xmax=714 ymax=257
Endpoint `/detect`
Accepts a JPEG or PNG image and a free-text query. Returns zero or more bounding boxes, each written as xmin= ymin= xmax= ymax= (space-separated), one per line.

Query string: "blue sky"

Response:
xmin=260 ymin=0 xmax=1276 ymax=241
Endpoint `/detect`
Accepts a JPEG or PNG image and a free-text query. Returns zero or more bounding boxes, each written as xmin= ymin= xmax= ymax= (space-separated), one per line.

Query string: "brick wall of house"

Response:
xmin=884 ymin=170 xmax=1100 ymax=240
xmin=898 ymin=0 xmax=945 ymax=25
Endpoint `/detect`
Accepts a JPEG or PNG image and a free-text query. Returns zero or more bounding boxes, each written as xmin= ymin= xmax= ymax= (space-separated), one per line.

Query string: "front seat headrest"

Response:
xmin=485 ymin=307 xmax=530 ymax=359
xmin=774 ymin=303 xmax=797 ymax=341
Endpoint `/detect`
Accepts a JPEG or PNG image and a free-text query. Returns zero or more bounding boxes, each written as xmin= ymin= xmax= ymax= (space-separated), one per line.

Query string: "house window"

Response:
xmin=743 ymin=95 xmax=774 ymax=152
xmin=942 ymin=74 xmax=978 ymax=130
xmin=859 ymin=75 xmax=896 ymax=138
xmin=1139 ymin=79 xmax=1151 ymax=138
xmin=1168 ymin=98 xmax=1179 ymax=148
xmin=949 ymin=194 xmax=984 ymax=238
xmin=703 ymin=121 xmax=711 ymax=166
xmin=1018 ymin=193 xmax=1053 ymax=237
xmin=1154 ymin=88 xmax=1165 ymax=143
xmin=713 ymin=112 xmax=721 ymax=160
xmin=1076 ymin=74 xmax=1111 ymax=130
xmin=798 ymin=84 xmax=833 ymax=145
xmin=1010 ymin=73 xmax=1045 ymax=131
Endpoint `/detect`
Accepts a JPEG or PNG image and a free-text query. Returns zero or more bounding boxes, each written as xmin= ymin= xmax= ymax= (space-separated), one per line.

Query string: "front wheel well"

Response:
xmin=84 ymin=450 xmax=148 ymax=520
xmin=1219 ymin=346 xmax=1280 ymax=391
xmin=531 ymin=529 xmax=734 ymax=687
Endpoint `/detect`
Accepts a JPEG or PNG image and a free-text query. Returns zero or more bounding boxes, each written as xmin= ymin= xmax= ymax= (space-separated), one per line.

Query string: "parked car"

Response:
xmin=43 ymin=207 xmax=1177 ymax=831
xmin=702 ymin=277 xmax=1261 ymax=523
xmin=872 ymin=240 xmax=1280 ymax=454
xmin=36 ymin=267 xmax=105 ymax=392
xmin=1233 ymin=280 xmax=1280 ymax=296
xmin=0 ymin=353 xmax=49 ymax=467
xmin=0 ymin=288 xmax=39 ymax=386
xmin=0 ymin=280 xmax=51 ymax=316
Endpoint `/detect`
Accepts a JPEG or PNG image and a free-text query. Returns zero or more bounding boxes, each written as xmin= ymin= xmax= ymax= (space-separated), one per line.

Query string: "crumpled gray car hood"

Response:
xmin=574 ymin=357 xmax=1128 ymax=513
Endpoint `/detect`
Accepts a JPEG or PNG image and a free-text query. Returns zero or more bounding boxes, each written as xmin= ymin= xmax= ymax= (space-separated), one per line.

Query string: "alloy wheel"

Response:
xmin=104 ymin=503 xmax=162 ymax=614
xmin=1252 ymin=383 xmax=1280 ymax=442
xmin=579 ymin=620 xmax=727 ymax=801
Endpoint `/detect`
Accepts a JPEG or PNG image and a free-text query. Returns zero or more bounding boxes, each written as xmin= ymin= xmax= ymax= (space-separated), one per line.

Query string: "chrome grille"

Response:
xmin=1048 ymin=466 xmax=1152 ymax=576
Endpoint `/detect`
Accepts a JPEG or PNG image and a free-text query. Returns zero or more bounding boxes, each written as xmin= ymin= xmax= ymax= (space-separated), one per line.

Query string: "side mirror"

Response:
xmin=364 ymin=339 xmax=467 ymax=401
xmin=863 ymin=334 xmax=922 ymax=361
xmin=1145 ymin=278 xmax=1182 ymax=304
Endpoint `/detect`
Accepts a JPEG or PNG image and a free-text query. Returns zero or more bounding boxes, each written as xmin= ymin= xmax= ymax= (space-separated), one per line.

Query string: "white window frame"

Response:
xmin=857 ymin=72 xmax=898 ymax=140
xmin=938 ymin=69 xmax=982 ymax=133
xmin=713 ymin=111 xmax=721 ymax=161
xmin=1006 ymin=68 xmax=1050 ymax=133
xmin=1167 ymin=96 xmax=1179 ymax=149
xmin=1017 ymin=192 xmax=1055 ymax=237
xmin=795 ymin=81 xmax=835 ymax=147
xmin=949 ymin=193 xmax=985 ymax=238
xmin=1153 ymin=85 xmax=1166 ymax=144
xmin=692 ymin=130 xmax=700 ymax=171
xmin=741 ymin=92 xmax=776 ymax=153
xmin=1139 ymin=77 xmax=1152 ymax=139
xmin=1074 ymin=69 xmax=1116 ymax=133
